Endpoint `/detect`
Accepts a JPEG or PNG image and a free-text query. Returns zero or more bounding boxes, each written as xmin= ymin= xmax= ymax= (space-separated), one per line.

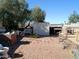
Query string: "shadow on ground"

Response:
xmin=12 ymin=53 xmax=23 ymax=58
xmin=8 ymin=36 xmax=31 ymax=58
xmin=37 ymin=35 xmax=59 ymax=38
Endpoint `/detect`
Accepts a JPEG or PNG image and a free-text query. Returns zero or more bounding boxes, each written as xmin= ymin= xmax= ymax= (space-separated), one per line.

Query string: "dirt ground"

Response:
xmin=13 ymin=37 xmax=73 ymax=59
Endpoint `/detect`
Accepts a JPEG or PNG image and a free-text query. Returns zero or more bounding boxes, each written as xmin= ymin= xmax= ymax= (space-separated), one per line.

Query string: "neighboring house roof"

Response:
xmin=50 ymin=24 xmax=63 ymax=27
xmin=64 ymin=23 xmax=79 ymax=28
xmin=25 ymin=22 xmax=63 ymax=29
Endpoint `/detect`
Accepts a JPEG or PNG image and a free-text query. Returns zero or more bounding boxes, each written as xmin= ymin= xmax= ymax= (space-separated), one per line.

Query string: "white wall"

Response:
xmin=31 ymin=22 xmax=49 ymax=36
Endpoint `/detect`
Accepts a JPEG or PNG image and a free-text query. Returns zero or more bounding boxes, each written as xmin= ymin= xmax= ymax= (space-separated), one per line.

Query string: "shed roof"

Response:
xmin=50 ymin=24 xmax=63 ymax=27
xmin=64 ymin=23 xmax=79 ymax=28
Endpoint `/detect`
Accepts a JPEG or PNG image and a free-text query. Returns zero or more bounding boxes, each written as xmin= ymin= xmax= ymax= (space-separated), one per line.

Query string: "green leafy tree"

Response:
xmin=0 ymin=0 xmax=29 ymax=31
xmin=0 ymin=0 xmax=46 ymax=31
xmin=68 ymin=11 xmax=79 ymax=23
xmin=31 ymin=6 xmax=45 ymax=22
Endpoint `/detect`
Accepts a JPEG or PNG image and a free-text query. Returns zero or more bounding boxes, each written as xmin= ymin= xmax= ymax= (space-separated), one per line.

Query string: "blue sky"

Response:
xmin=27 ymin=0 xmax=79 ymax=24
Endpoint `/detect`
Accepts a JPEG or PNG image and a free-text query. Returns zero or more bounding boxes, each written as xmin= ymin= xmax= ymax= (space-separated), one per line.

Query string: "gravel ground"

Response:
xmin=13 ymin=37 xmax=73 ymax=59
